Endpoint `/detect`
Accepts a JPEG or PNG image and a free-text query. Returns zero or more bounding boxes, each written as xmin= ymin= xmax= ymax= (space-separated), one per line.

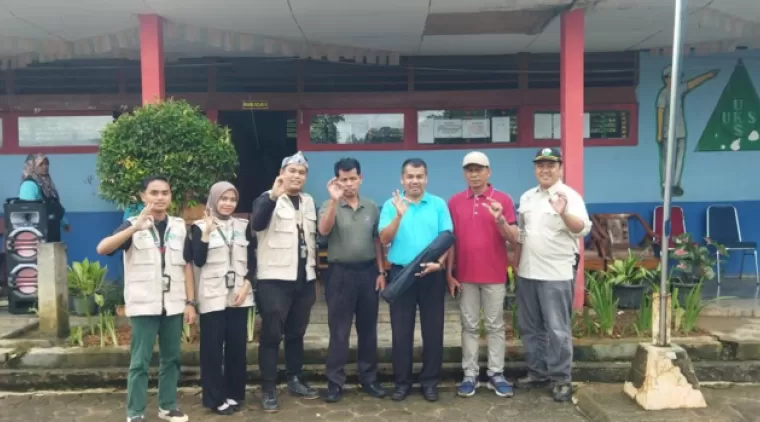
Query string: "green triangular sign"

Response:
xmin=696 ymin=59 xmax=760 ymax=151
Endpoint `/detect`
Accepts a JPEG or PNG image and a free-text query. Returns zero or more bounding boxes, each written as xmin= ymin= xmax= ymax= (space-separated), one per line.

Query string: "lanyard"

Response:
xmin=216 ymin=227 xmax=236 ymax=267
xmin=149 ymin=227 xmax=171 ymax=270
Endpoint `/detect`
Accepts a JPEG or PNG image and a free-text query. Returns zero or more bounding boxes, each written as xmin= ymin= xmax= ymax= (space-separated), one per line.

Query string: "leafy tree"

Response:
xmin=96 ymin=99 xmax=238 ymax=214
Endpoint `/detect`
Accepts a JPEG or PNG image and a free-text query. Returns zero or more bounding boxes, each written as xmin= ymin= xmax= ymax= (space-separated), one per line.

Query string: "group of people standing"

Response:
xmin=90 ymin=147 xmax=589 ymax=422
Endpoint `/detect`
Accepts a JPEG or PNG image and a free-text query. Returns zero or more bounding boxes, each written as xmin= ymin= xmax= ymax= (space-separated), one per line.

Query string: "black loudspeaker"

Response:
xmin=3 ymin=198 xmax=57 ymax=314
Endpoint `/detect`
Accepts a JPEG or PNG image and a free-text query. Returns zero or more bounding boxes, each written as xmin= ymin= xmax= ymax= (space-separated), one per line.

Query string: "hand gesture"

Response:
xmin=270 ymin=176 xmax=286 ymax=199
xmin=391 ymin=190 xmax=409 ymax=216
xmin=327 ymin=178 xmax=344 ymax=201
xmin=233 ymin=282 xmax=251 ymax=306
xmin=482 ymin=198 xmax=503 ymax=220
xmin=184 ymin=304 xmax=197 ymax=325
xmin=202 ymin=208 xmax=219 ymax=235
xmin=134 ymin=203 xmax=155 ymax=231
xmin=415 ymin=262 xmax=442 ymax=277
xmin=549 ymin=192 xmax=568 ymax=215
xmin=446 ymin=275 xmax=462 ymax=297
xmin=375 ymin=273 xmax=386 ymax=292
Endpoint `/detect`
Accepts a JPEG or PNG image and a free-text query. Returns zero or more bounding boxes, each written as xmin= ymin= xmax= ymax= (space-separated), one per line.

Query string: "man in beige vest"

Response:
xmin=251 ymin=151 xmax=319 ymax=412
xmin=96 ymin=175 xmax=197 ymax=422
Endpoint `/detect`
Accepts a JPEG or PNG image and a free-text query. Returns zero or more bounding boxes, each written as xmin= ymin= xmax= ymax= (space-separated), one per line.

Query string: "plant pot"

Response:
xmin=612 ymin=284 xmax=648 ymax=309
xmin=503 ymin=293 xmax=517 ymax=310
xmin=72 ymin=295 xmax=96 ymax=316
xmin=182 ymin=204 xmax=206 ymax=224
xmin=115 ymin=305 xmax=126 ymax=317
xmin=670 ymin=281 xmax=697 ymax=307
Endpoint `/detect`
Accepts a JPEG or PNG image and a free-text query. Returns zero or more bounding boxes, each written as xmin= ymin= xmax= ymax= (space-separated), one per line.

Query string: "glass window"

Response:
xmin=417 ymin=109 xmax=518 ymax=145
xmin=18 ymin=115 xmax=114 ymax=147
xmin=309 ymin=113 xmax=404 ymax=145
xmin=533 ymin=110 xmax=630 ymax=140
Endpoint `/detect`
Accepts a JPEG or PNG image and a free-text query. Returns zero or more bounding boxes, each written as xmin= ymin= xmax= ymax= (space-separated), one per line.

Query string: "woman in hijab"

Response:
xmin=18 ymin=153 xmax=70 ymax=239
xmin=183 ymin=181 xmax=256 ymax=416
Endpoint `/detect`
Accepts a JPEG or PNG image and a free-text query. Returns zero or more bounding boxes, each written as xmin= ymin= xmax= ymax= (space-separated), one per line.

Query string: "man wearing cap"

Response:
xmin=513 ymin=147 xmax=591 ymax=403
xmin=447 ymin=151 xmax=519 ymax=399
xmin=251 ymin=151 xmax=319 ymax=411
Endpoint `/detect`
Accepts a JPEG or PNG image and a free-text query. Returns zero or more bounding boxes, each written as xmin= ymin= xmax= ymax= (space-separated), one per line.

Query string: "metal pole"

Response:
xmin=658 ymin=0 xmax=687 ymax=347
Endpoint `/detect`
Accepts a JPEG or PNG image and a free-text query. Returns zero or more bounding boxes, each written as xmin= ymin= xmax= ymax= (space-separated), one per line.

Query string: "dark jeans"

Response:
xmin=199 ymin=307 xmax=249 ymax=409
xmin=325 ymin=261 xmax=379 ymax=387
xmin=257 ymin=277 xmax=316 ymax=391
xmin=388 ymin=265 xmax=446 ymax=388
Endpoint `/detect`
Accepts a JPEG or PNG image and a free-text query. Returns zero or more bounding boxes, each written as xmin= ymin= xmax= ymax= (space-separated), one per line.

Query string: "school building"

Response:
xmin=0 ymin=0 xmax=759 ymax=294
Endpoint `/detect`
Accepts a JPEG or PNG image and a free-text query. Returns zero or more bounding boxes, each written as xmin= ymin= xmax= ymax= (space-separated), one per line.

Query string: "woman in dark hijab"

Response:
xmin=18 ymin=153 xmax=70 ymax=238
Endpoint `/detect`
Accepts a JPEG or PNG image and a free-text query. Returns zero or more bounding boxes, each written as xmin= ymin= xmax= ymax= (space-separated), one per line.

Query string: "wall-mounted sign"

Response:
xmin=697 ymin=59 xmax=760 ymax=152
xmin=242 ymin=100 xmax=269 ymax=110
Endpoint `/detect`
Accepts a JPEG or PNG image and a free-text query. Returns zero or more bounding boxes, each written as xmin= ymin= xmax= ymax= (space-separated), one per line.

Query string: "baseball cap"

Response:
xmin=533 ymin=147 xmax=562 ymax=163
xmin=462 ymin=151 xmax=490 ymax=167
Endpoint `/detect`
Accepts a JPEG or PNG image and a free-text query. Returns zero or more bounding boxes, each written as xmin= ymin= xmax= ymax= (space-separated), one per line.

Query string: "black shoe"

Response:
xmin=515 ymin=375 xmax=550 ymax=389
xmin=213 ymin=404 xmax=235 ymax=416
xmin=552 ymin=383 xmax=573 ymax=402
xmin=391 ymin=385 xmax=411 ymax=401
xmin=361 ymin=381 xmax=386 ymax=399
xmin=226 ymin=400 xmax=242 ymax=412
xmin=261 ymin=390 xmax=279 ymax=413
xmin=421 ymin=385 xmax=439 ymax=402
xmin=324 ymin=383 xmax=343 ymax=403
xmin=287 ymin=376 xmax=319 ymax=400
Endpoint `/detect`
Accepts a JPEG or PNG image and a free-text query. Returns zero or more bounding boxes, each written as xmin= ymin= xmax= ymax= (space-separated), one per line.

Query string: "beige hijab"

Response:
xmin=206 ymin=181 xmax=238 ymax=221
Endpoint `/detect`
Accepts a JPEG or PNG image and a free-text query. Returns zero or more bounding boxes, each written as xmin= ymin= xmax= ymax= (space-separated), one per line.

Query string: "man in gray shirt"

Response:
xmin=318 ymin=158 xmax=387 ymax=403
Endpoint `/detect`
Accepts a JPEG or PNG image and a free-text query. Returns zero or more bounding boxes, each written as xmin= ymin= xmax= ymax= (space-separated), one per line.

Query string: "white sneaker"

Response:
xmin=158 ymin=408 xmax=188 ymax=422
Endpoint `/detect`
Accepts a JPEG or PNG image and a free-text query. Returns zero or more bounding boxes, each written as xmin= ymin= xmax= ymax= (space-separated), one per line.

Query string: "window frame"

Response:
xmin=521 ymin=103 xmax=638 ymax=147
xmin=297 ymin=108 xmax=414 ymax=151
xmin=0 ymin=111 xmax=114 ymax=154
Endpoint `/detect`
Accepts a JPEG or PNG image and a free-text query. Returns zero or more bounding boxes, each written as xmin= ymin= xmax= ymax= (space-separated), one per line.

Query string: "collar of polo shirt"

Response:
xmin=401 ymin=190 xmax=430 ymax=203
xmin=467 ymin=183 xmax=494 ymax=198
xmin=339 ymin=196 xmax=365 ymax=208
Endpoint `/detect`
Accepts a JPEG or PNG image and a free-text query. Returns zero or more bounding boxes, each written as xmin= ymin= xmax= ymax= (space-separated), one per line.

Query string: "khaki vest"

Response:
xmin=193 ymin=217 xmax=254 ymax=314
xmin=123 ymin=216 xmax=188 ymax=317
xmin=256 ymin=191 xmax=317 ymax=281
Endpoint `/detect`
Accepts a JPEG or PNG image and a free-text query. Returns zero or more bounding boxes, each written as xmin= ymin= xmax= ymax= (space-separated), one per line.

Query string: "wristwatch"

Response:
xmin=185 ymin=299 xmax=198 ymax=308
xmin=378 ymin=270 xmax=388 ymax=277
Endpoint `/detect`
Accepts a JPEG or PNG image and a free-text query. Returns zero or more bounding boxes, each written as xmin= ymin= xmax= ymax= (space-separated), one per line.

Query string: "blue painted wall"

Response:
xmin=2 ymin=50 xmax=760 ymax=280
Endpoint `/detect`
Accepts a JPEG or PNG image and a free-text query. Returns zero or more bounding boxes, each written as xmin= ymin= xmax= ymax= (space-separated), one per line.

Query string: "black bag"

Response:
xmin=380 ymin=230 xmax=456 ymax=304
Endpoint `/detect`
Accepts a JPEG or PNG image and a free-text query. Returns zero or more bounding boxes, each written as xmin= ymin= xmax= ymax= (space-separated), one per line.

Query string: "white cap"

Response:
xmin=462 ymin=151 xmax=490 ymax=167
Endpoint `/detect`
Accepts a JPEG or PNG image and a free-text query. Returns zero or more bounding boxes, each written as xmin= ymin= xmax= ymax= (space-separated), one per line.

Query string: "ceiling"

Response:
xmin=0 ymin=0 xmax=759 ymax=67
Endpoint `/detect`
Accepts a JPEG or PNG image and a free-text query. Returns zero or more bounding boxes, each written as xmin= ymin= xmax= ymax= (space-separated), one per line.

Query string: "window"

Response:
xmin=418 ymin=109 xmax=518 ymax=145
xmin=309 ymin=113 xmax=404 ymax=145
xmin=533 ymin=110 xmax=631 ymax=140
xmin=18 ymin=115 xmax=113 ymax=147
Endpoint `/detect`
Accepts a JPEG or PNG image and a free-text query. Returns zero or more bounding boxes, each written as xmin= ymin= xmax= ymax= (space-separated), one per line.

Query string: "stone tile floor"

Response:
xmin=0 ymin=385 xmax=588 ymax=422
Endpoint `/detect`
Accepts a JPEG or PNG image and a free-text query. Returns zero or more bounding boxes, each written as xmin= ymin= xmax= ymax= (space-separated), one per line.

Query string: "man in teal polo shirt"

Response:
xmin=378 ymin=158 xmax=453 ymax=403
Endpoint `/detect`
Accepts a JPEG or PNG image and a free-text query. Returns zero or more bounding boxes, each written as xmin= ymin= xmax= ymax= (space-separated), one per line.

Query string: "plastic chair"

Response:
xmin=653 ymin=205 xmax=686 ymax=250
xmin=706 ymin=205 xmax=759 ymax=285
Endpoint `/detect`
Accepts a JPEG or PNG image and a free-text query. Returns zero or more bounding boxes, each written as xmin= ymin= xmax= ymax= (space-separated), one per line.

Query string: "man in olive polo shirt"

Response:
xmin=318 ymin=158 xmax=387 ymax=403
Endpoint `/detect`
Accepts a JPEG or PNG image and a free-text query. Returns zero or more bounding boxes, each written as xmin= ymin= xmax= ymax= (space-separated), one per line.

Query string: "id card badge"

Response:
xmin=300 ymin=244 xmax=307 ymax=259
xmin=225 ymin=271 xmax=236 ymax=289
xmin=162 ymin=274 xmax=171 ymax=293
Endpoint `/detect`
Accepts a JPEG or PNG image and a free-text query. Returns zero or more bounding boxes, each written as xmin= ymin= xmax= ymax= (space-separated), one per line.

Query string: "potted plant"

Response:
xmin=100 ymin=282 xmax=126 ymax=316
xmin=669 ymin=233 xmax=727 ymax=305
xmin=96 ymin=99 xmax=238 ymax=221
xmin=606 ymin=249 xmax=650 ymax=309
xmin=67 ymin=259 xmax=107 ymax=318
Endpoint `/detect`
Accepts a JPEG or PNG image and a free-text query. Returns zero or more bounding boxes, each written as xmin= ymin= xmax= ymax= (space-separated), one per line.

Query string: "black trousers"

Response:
xmin=325 ymin=261 xmax=379 ymax=387
xmin=199 ymin=306 xmax=249 ymax=409
xmin=257 ymin=277 xmax=316 ymax=391
xmin=388 ymin=265 xmax=446 ymax=388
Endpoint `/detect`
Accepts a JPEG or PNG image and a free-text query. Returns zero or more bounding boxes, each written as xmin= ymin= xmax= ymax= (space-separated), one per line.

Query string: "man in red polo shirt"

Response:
xmin=446 ymin=151 xmax=519 ymax=399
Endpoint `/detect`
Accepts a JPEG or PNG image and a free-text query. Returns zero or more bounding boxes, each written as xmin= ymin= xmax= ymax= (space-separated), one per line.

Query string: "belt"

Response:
xmin=330 ymin=260 xmax=375 ymax=271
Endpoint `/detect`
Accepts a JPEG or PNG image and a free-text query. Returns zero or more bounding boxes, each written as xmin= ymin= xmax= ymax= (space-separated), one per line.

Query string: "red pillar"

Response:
xmin=139 ymin=14 xmax=165 ymax=105
xmin=560 ymin=9 xmax=585 ymax=310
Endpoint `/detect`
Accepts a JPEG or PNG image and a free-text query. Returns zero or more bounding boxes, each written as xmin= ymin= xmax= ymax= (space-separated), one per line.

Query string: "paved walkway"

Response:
xmin=0 ymin=386 xmax=588 ymax=422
